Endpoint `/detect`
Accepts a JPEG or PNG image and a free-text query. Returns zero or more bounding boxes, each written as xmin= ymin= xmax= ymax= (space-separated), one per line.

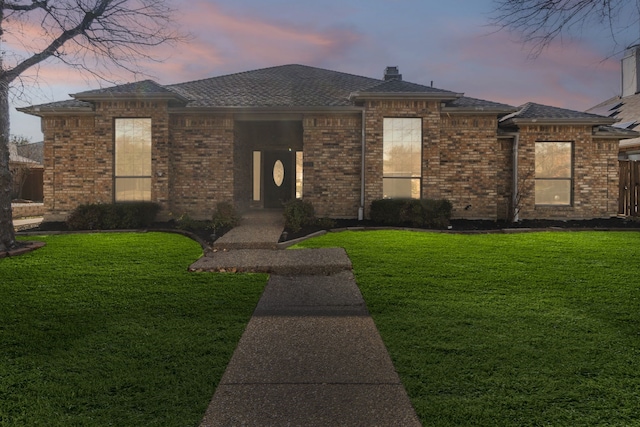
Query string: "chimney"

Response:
xmin=384 ymin=66 xmax=402 ymax=81
xmin=622 ymin=45 xmax=640 ymax=97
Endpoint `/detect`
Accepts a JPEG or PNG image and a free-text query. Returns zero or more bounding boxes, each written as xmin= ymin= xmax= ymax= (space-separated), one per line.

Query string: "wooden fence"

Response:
xmin=619 ymin=160 xmax=640 ymax=217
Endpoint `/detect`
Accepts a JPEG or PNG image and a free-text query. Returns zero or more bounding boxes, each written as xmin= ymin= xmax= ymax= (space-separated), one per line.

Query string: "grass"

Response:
xmin=0 ymin=232 xmax=266 ymax=427
xmin=296 ymin=230 xmax=640 ymax=426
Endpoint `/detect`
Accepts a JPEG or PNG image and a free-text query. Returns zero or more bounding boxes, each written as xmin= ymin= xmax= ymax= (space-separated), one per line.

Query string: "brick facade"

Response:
xmin=40 ymin=107 xmax=624 ymax=222
xmin=168 ymin=114 xmax=234 ymax=219
xmin=303 ymin=114 xmax=362 ymax=218
xmin=515 ymin=125 xmax=620 ymax=219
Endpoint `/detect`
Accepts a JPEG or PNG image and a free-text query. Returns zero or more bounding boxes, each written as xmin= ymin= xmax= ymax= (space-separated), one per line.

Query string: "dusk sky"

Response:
xmin=8 ymin=0 xmax=639 ymax=142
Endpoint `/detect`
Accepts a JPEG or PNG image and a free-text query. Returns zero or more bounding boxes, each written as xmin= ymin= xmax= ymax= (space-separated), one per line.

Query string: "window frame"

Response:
xmin=114 ymin=118 xmax=153 ymax=202
xmin=382 ymin=117 xmax=422 ymax=199
xmin=534 ymin=141 xmax=573 ymax=207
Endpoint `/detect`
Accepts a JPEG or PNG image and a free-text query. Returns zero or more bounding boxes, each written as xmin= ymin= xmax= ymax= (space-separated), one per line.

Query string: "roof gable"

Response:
xmin=500 ymin=102 xmax=616 ymax=125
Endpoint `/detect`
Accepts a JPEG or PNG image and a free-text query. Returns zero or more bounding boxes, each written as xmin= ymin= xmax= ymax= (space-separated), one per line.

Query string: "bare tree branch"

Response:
xmin=490 ymin=0 xmax=640 ymax=57
xmin=0 ymin=0 xmax=186 ymax=251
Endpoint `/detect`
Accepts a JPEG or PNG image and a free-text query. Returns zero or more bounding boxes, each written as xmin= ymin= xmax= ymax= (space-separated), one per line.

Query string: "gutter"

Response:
xmin=510 ymin=133 xmax=520 ymax=222
xmin=359 ymin=109 xmax=366 ymax=221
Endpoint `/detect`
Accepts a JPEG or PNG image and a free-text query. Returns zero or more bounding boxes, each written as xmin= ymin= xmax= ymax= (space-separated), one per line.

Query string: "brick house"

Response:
xmin=18 ymin=64 xmax=635 ymax=222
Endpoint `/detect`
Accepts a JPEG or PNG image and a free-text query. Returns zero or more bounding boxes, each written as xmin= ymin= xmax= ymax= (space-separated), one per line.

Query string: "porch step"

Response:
xmin=213 ymin=209 xmax=285 ymax=250
xmin=189 ymin=248 xmax=352 ymax=275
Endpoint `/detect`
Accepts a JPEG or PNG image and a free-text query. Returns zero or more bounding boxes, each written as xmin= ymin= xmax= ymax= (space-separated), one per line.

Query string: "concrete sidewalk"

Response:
xmin=195 ymin=210 xmax=421 ymax=426
xmin=199 ymin=270 xmax=421 ymax=426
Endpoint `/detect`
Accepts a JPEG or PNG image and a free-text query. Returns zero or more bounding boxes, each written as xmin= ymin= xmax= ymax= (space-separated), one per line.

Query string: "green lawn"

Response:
xmin=296 ymin=230 xmax=640 ymax=426
xmin=1 ymin=232 xmax=266 ymax=427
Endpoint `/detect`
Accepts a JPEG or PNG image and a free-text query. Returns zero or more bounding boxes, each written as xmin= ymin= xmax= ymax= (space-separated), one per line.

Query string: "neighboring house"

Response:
xmin=18 ymin=64 xmax=635 ymax=222
xmin=8 ymin=142 xmax=44 ymax=202
xmin=16 ymin=141 xmax=44 ymax=164
xmin=588 ymin=45 xmax=640 ymax=160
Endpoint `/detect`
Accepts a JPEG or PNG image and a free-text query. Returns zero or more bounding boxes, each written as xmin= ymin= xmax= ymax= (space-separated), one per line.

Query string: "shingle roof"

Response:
xmin=443 ymin=96 xmax=516 ymax=112
xmin=500 ymin=102 xmax=616 ymax=125
xmin=166 ymin=64 xmax=385 ymax=107
xmin=594 ymin=125 xmax=640 ymax=139
xmin=72 ymin=80 xmax=184 ymax=100
xmin=353 ymin=78 xmax=458 ymax=96
xmin=9 ymin=143 xmax=41 ymax=166
xmin=16 ymin=99 xmax=93 ymax=114
xmin=587 ymin=94 xmax=640 ymax=148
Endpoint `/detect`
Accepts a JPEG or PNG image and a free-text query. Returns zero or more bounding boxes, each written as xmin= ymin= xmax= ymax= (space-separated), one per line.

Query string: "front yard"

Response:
xmin=3 ymin=230 xmax=640 ymax=426
xmin=296 ymin=230 xmax=640 ymax=426
xmin=1 ymin=232 xmax=266 ymax=426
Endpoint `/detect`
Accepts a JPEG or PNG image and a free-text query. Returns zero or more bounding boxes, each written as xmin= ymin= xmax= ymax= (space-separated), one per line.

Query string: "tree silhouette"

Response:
xmin=0 ymin=0 xmax=184 ymax=252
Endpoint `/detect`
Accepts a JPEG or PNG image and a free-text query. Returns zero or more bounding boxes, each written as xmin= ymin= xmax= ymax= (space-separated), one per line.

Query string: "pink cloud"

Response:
xmin=435 ymin=30 xmax=621 ymax=111
xmin=143 ymin=1 xmax=364 ymax=82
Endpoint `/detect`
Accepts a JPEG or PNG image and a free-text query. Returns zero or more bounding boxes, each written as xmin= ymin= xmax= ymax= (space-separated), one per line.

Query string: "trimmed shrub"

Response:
xmin=66 ymin=204 xmax=104 ymax=230
xmin=316 ymin=217 xmax=337 ymax=229
xmin=422 ymin=199 xmax=453 ymax=228
xmin=211 ymin=202 xmax=241 ymax=234
xmin=66 ymin=202 xmax=160 ymax=230
xmin=369 ymin=198 xmax=452 ymax=228
xmin=283 ymin=199 xmax=315 ymax=232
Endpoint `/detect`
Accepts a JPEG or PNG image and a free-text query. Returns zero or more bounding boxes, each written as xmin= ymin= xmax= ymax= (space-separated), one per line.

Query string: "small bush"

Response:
xmin=211 ymin=202 xmax=241 ymax=234
xmin=66 ymin=202 xmax=160 ymax=230
xmin=283 ymin=199 xmax=315 ymax=232
xmin=316 ymin=217 xmax=337 ymax=229
xmin=422 ymin=199 xmax=453 ymax=228
xmin=369 ymin=198 xmax=452 ymax=228
xmin=175 ymin=214 xmax=207 ymax=231
xmin=66 ymin=204 xmax=104 ymax=230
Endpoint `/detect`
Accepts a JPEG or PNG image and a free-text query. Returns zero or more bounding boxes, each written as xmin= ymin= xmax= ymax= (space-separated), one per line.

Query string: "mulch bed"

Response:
xmin=16 ymin=217 xmax=640 ymax=249
xmin=281 ymin=217 xmax=640 ymax=242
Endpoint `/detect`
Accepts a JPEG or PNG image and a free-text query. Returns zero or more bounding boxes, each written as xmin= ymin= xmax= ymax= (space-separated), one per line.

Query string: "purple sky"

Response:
xmin=9 ymin=0 xmax=637 ymax=142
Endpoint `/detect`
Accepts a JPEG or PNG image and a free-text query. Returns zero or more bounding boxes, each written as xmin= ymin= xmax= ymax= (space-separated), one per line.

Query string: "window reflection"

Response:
xmin=383 ymin=118 xmax=421 ymax=198
xmin=115 ymin=118 xmax=152 ymax=202
xmin=535 ymin=142 xmax=572 ymax=205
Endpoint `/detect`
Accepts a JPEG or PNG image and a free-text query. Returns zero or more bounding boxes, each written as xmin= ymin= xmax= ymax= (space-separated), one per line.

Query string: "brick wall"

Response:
xmin=516 ymin=125 xmax=619 ymax=219
xmin=12 ymin=203 xmax=45 ymax=219
xmin=40 ymin=102 xmax=621 ymax=223
xmin=42 ymin=100 xmax=171 ymax=221
xmin=439 ymin=115 xmax=501 ymax=219
xmin=43 ymin=116 xmax=98 ymax=221
xmin=303 ymin=114 xmax=362 ymax=218
xmin=363 ymin=100 xmax=441 ymax=216
xmin=363 ymin=100 xmax=504 ymax=219
xmin=169 ymin=115 xmax=234 ymax=219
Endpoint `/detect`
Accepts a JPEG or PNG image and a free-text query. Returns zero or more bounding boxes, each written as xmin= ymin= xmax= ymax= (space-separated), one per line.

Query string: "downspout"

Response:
xmin=512 ymin=133 xmax=520 ymax=222
xmin=358 ymin=108 xmax=366 ymax=221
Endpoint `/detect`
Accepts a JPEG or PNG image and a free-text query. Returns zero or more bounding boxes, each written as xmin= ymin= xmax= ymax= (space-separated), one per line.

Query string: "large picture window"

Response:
xmin=383 ymin=118 xmax=422 ymax=199
xmin=115 ymin=118 xmax=152 ymax=202
xmin=535 ymin=142 xmax=572 ymax=205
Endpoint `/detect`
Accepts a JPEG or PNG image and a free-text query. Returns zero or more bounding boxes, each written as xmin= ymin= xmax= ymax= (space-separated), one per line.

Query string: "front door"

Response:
xmin=263 ymin=151 xmax=294 ymax=208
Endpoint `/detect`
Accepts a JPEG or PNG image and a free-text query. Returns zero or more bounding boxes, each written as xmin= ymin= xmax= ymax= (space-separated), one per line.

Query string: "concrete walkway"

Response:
xmin=195 ymin=210 xmax=421 ymax=426
xmin=13 ymin=216 xmax=43 ymax=231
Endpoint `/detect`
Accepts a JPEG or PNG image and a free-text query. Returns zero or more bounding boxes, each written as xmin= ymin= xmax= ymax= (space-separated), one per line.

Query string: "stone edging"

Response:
xmin=0 ymin=241 xmax=46 ymax=258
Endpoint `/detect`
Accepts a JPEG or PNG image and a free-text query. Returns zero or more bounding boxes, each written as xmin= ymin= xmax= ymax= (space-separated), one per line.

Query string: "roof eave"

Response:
xmin=593 ymin=129 xmax=640 ymax=140
xmin=441 ymin=106 xmax=517 ymax=115
xmin=169 ymin=105 xmax=366 ymax=114
xmin=349 ymin=91 xmax=462 ymax=101
xmin=500 ymin=117 xmax=617 ymax=126
xmin=72 ymin=92 xmax=189 ymax=104
xmin=16 ymin=106 xmax=95 ymax=117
